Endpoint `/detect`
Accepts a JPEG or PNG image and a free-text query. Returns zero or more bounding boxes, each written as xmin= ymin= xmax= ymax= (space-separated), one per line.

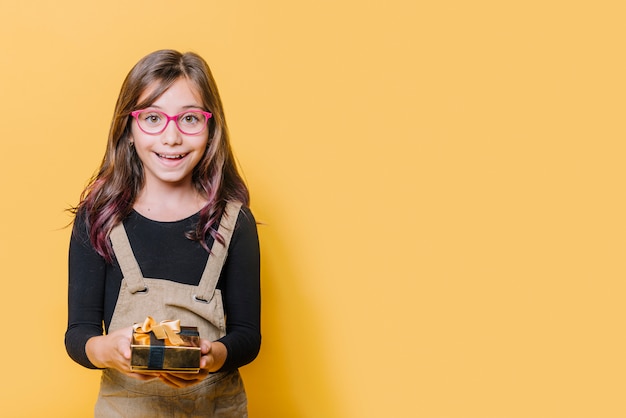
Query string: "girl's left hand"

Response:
xmin=158 ymin=339 xmax=228 ymax=388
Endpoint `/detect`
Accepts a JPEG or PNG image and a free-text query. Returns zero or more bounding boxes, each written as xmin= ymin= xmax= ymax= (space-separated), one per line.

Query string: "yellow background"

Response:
xmin=1 ymin=1 xmax=625 ymax=417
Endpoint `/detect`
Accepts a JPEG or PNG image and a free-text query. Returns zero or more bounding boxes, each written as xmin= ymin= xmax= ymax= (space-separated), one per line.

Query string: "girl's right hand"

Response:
xmin=85 ymin=326 xmax=158 ymax=381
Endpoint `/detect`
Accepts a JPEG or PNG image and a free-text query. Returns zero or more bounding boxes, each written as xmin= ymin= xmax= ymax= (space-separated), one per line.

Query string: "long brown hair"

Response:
xmin=74 ymin=50 xmax=249 ymax=261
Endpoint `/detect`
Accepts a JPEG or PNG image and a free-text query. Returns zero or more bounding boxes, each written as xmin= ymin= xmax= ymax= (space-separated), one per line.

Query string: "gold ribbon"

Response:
xmin=133 ymin=316 xmax=185 ymax=346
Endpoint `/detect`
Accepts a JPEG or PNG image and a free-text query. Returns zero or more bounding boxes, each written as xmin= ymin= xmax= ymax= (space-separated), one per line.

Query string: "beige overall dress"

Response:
xmin=94 ymin=201 xmax=248 ymax=418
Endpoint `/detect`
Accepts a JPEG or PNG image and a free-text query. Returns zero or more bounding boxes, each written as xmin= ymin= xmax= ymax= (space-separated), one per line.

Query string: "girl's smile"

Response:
xmin=157 ymin=153 xmax=187 ymax=159
xmin=154 ymin=152 xmax=190 ymax=165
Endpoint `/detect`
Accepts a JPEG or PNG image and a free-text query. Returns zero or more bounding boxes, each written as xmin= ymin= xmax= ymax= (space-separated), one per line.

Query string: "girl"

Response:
xmin=65 ymin=50 xmax=260 ymax=417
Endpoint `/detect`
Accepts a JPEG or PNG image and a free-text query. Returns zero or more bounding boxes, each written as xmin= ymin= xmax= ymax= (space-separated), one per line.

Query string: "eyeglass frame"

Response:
xmin=130 ymin=109 xmax=213 ymax=136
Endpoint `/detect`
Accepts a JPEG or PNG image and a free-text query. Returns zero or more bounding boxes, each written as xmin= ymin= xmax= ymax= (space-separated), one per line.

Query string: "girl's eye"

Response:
xmin=180 ymin=113 xmax=201 ymax=125
xmin=142 ymin=113 xmax=162 ymax=125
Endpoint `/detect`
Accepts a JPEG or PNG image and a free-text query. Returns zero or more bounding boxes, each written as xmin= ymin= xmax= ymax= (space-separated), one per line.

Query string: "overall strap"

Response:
xmin=194 ymin=201 xmax=242 ymax=301
xmin=109 ymin=223 xmax=148 ymax=294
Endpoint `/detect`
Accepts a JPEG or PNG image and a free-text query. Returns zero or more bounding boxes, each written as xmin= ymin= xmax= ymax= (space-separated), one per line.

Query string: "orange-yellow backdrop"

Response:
xmin=1 ymin=1 xmax=625 ymax=417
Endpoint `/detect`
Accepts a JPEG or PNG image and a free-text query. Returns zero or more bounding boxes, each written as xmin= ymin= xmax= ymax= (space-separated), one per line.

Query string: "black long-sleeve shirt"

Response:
xmin=65 ymin=207 xmax=261 ymax=372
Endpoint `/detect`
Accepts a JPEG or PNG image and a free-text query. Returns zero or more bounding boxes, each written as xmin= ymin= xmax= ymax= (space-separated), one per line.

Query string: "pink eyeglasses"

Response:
xmin=131 ymin=109 xmax=213 ymax=135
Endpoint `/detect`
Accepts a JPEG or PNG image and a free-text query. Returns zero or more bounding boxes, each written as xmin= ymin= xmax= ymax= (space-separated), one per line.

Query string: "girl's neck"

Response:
xmin=133 ymin=183 xmax=207 ymax=222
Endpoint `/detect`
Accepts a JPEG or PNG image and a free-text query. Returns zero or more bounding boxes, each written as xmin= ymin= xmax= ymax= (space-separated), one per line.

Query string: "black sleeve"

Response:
xmin=216 ymin=207 xmax=262 ymax=372
xmin=64 ymin=211 xmax=106 ymax=369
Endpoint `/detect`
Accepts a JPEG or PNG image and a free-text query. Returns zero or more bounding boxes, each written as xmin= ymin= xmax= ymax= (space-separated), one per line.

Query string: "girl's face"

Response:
xmin=130 ymin=77 xmax=209 ymax=191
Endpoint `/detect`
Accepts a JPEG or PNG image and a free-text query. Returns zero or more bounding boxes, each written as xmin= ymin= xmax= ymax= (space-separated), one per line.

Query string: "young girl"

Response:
xmin=65 ymin=50 xmax=260 ymax=417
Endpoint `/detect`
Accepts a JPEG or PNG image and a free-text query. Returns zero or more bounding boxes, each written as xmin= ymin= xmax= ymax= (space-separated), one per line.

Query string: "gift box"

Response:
xmin=130 ymin=317 xmax=201 ymax=373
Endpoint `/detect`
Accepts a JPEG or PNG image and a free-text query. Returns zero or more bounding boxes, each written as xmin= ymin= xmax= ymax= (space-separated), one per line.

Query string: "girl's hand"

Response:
xmin=85 ymin=326 xmax=158 ymax=381
xmin=157 ymin=339 xmax=227 ymax=388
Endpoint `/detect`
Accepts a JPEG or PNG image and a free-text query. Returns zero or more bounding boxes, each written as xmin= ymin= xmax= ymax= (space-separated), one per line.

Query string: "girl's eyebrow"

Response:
xmin=144 ymin=104 xmax=204 ymax=110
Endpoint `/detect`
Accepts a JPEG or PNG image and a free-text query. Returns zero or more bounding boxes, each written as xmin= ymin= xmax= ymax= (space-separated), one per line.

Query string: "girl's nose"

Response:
xmin=161 ymin=120 xmax=183 ymax=145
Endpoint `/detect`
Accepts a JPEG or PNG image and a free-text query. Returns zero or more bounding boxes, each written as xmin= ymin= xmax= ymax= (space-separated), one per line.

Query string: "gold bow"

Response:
xmin=133 ymin=316 xmax=185 ymax=346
